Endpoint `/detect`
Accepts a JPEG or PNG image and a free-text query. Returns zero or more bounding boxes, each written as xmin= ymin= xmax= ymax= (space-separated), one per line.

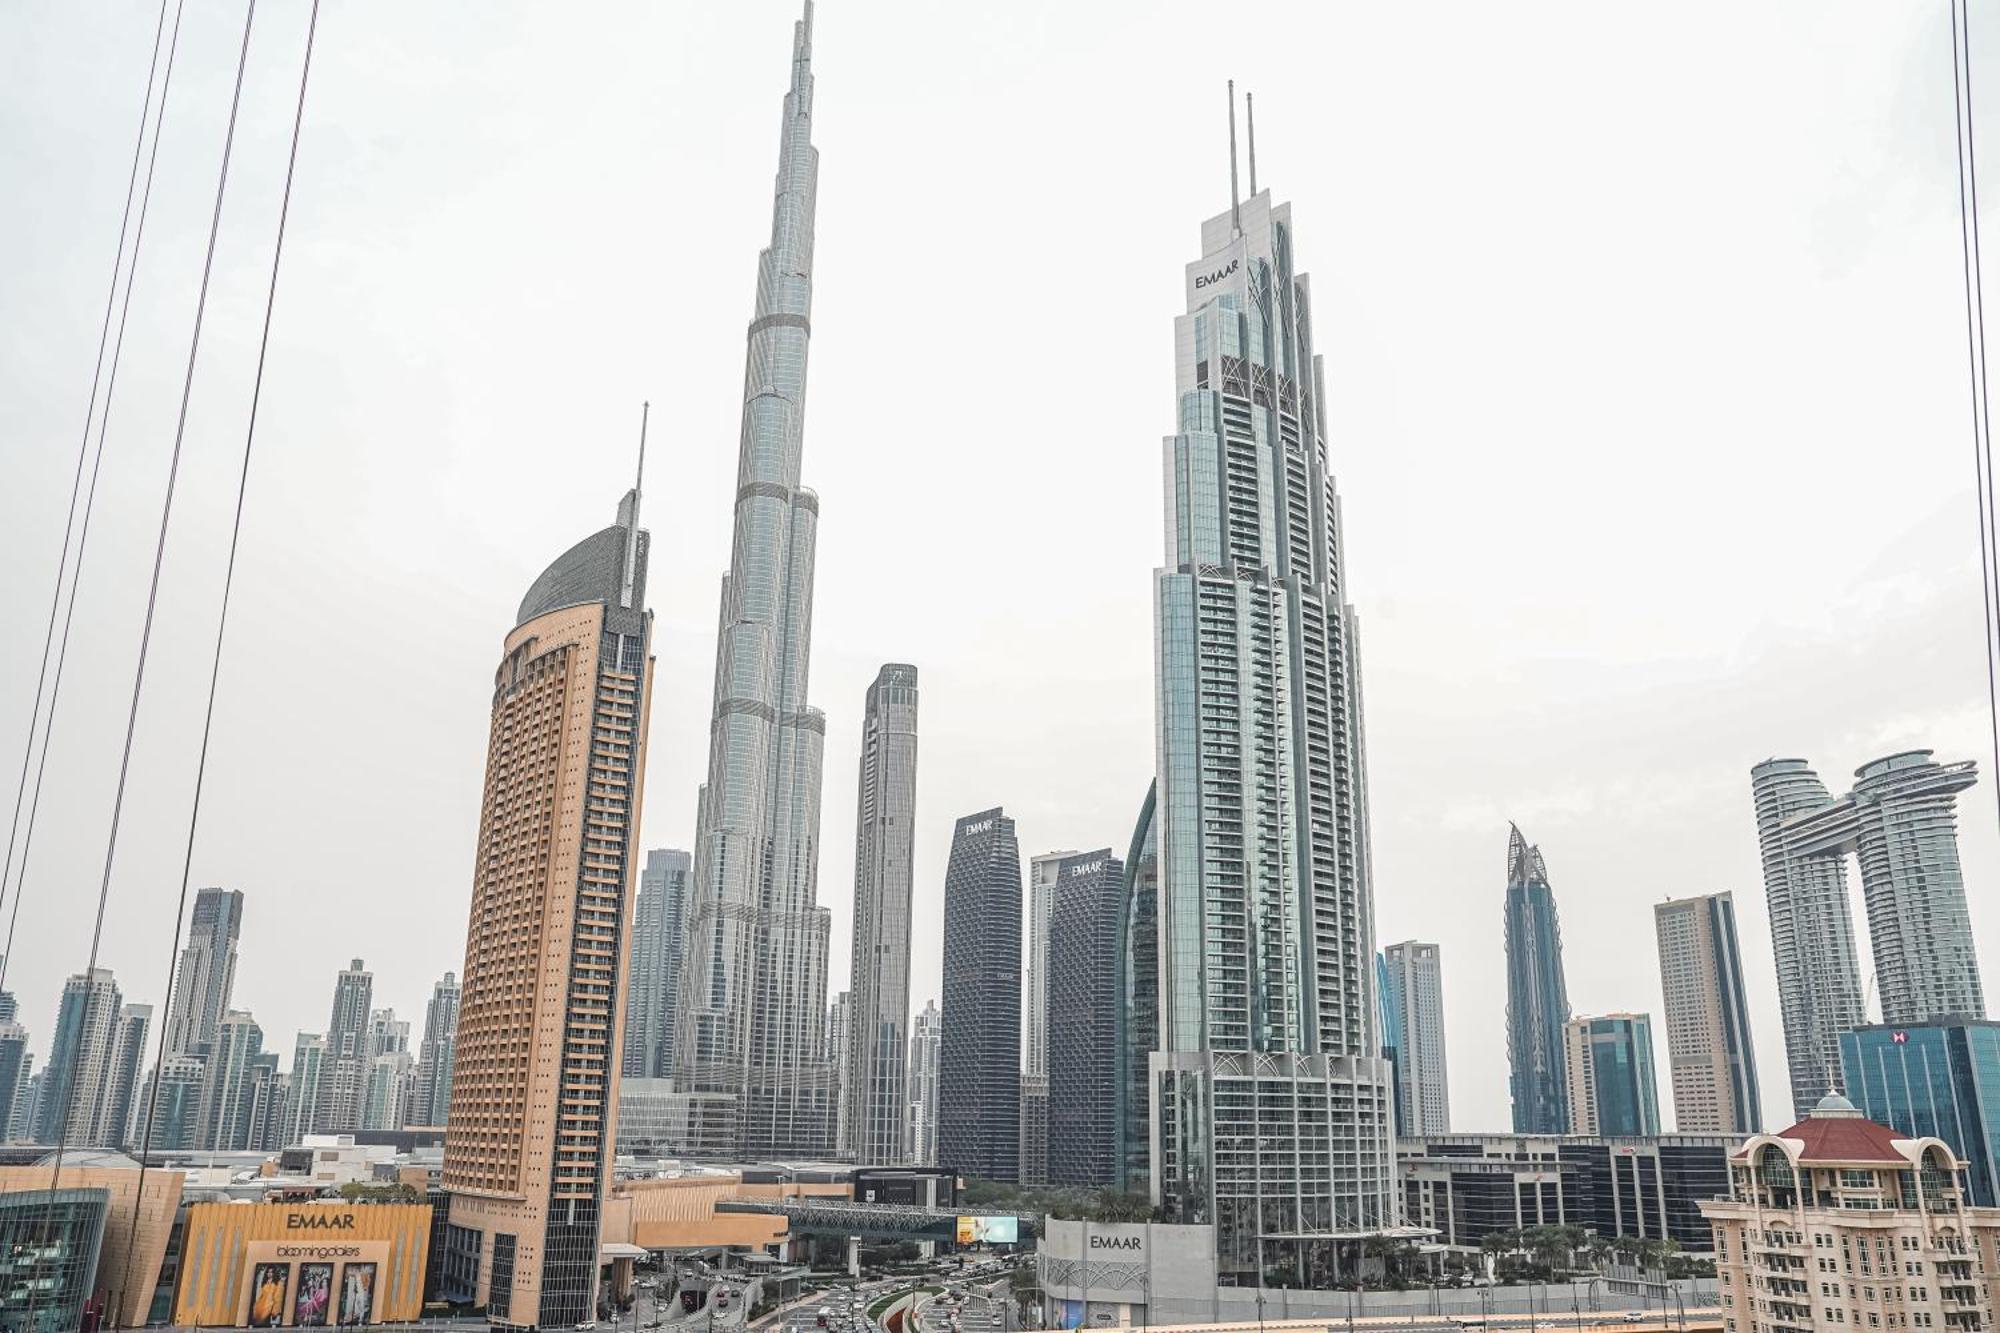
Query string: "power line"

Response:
xmin=124 ymin=1 xmax=323 ymax=1313
xmin=28 ymin=14 xmax=263 ymax=1321
xmin=1949 ymin=0 xmax=2000 ymax=844
xmin=0 ymin=0 xmax=174 ymax=985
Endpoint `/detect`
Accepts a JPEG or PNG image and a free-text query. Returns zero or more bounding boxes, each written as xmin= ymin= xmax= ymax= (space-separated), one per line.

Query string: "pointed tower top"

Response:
xmin=1507 ymin=824 xmax=1548 ymax=888
xmin=792 ymin=0 xmax=814 ymax=95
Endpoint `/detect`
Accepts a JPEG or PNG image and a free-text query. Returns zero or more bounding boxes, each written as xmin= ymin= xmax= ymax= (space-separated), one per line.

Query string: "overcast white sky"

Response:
xmin=2 ymin=1 xmax=1997 ymax=1135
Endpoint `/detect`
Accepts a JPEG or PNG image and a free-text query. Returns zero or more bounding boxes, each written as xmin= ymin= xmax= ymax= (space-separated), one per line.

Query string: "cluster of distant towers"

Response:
xmin=1490 ymin=749 xmax=1984 ymax=1148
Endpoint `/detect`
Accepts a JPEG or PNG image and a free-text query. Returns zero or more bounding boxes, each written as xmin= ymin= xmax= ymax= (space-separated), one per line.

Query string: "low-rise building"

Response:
xmin=1400 ymin=1132 xmax=1731 ymax=1252
xmin=1702 ymin=1093 xmax=2000 ymax=1333
xmin=171 ymin=1198 xmax=432 ymax=1327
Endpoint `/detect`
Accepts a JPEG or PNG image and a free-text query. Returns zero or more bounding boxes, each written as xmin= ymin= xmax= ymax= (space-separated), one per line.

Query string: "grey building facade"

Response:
xmin=937 ymin=808 xmax=1022 ymax=1181
xmin=1151 ymin=167 xmax=1393 ymax=1284
xmin=844 ymin=664 xmax=919 ymax=1165
xmin=906 ymin=999 xmax=940 ymax=1166
xmin=1753 ymin=751 xmax=1984 ymax=1118
xmin=1116 ymin=783 xmax=1158 ymax=1195
xmin=413 ymin=971 xmax=461 ymax=1129
xmin=622 ymin=849 xmax=690 ymax=1080
xmin=676 ymin=0 xmax=838 ymax=1160
xmin=1383 ymin=941 xmax=1451 ymax=1136
xmin=162 ymin=886 xmax=243 ymax=1060
xmin=1505 ymin=825 xmax=1571 ymax=1134
xmin=317 ymin=959 xmax=374 ymax=1134
xmin=1048 ymin=850 xmax=1124 ymax=1188
xmin=35 ymin=969 xmax=125 ymax=1147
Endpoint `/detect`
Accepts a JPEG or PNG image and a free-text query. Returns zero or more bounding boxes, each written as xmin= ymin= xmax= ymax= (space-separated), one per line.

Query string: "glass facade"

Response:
xmin=937 ymin=809 xmax=1023 ymax=1181
xmin=676 ymin=2 xmax=837 ymax=1158
xmin=1566 ymin=1014 xmax=1660 ymax=1137
xmin=1754 ymin=752 xmax=1983 ymax=1120
xmin=1841 ymin=1020 xmax=2000 ymax=1206
xmin=1151 ymin=185 xmax=1393 ymax=1285
xmin=1505 ymin=828 xmax=1571 ymax=1134
xmin=1048 ymin=851 xmax=1125 ymax=1187
xmin=0 ymin=1189 xmax=109 ymax=1333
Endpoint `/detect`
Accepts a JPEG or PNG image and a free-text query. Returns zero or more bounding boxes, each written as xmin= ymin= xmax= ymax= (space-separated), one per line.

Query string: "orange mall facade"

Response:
xmin=171 ymin=1201 xmax=431 ymax=1327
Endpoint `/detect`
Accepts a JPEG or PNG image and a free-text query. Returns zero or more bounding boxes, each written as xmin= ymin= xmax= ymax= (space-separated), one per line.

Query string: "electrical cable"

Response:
xmin=120 ymin=4 xmax=322 ymax=1320
xmin=28 ymin=11 xmax=262 ymax=1324
xmin=0 ymin=0 xmax=192 ymax=1005
xmin=1950 ymin=0 xmax=2000 ymax=842
xmin=0 ymin=0 xmax=172 ymax=932
xmin=0 ymin=0 xmax=172 ymax=974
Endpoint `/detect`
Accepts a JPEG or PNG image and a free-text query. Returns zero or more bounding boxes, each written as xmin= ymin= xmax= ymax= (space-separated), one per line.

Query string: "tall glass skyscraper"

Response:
xmin=162 ymin=887 xmax=242 ymax=1060
xmin=675 ymin=0 xmax=837 ymax=1158
xmin=845 ymin=665 xmax=919 ymax=1165
xmin=1562 ymin=1013 xmax=1660 ymax=1137
xmin=1151 ymin=161 xmax=1393 ymax=1284
xmin=1505 ymin=825 xmax=1570 ymax=1134
xmin=1047 ymin=849 xmax=1125 ymax=1187
xmin=1115 ymin=783 xmax=1157 ymax=1197
xmin=1753 ymin=751 xmax=1983 ymax=1118
xmin=937 ymin=808 xmax=1022 ymax=1182
xmin=622 ymin=849 xmax=690 ymax=1080
xmin=1383 ymin=941 xmax=1451 ymax=1135
xmin=1841 ymin=1019 xmax=2000 ymax=1206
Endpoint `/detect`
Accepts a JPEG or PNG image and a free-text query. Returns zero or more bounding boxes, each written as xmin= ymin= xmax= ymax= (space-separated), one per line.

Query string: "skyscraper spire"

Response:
xmin=675 ymin=0 xmax=837 ymax=1157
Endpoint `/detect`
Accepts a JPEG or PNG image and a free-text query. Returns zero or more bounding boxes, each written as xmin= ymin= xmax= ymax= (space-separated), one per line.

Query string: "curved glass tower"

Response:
xmin=1504 ymin=824 xmax=1570 ymax=1134
xmin=1151 ymin=172 xmax=1393 ymax=1284
xmin=675 ymin=2 xmax=837 ymax=1156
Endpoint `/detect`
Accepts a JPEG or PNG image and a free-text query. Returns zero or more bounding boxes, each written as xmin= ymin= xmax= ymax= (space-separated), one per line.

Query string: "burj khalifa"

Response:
xmin=674 ymin=1 xmax=836 ymax=1157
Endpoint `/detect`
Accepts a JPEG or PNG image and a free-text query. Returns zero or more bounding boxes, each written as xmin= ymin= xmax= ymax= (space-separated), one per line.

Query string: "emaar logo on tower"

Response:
xmin=1185 ymin=238 xmax=1248 ymax=307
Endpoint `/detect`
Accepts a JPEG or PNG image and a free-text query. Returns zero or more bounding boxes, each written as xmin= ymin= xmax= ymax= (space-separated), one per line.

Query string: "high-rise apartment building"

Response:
xmin=621 ymin=849 xmax=690 ymax=1081
xmin=1654 ymin=892 xmax=1761 ymax=1134
xmin=827 ymin=991 xmax=851 ymax=1154
xmin=142 ymin=1054 xmax=204 ymax=1152
xmin=1505 ymin=825 xmax=1571 ymax=1134
xmin=905 ymin=1000 xmax=940 ymax=1166
xmin=369 ymin=1008 xmax=409 ymax=1059
xmin=1382 ymin=941 xmax=1451 ymax=1136
xmin=938 ymin=809 xmax=1022 ymax=1181
xmin=197 ymin=1011 xmax=268 ymax=1152
xmin=285 ymin=1033 xmax=325 ymax=1144
xmin=1563 ymin=1013 xmax=1660 ymax=1137
xmin=365 ymin=1051 xmax=414 ymax=1131
xmin=1753 ymin=752 xmax=1984 ymax=1118
xmin=106 ymin=1003 xmax=151 ymax=1150
xmin=162 ymin=887 xmax=243 ymax=1059
xmin=413 ymin=972 xmax=461 ymax=1129
xmin=675 ymin=1 xmax=838 ymax=1160
xmin=1702 ymin=1095 xmax=2000 ymax=1333
xmin=317 ymin=959 xmax=374 ymax=1133
xmin=1116 ymin=783 xmax=1158 ymax=1195
xmin=1841 ymin=1018 xmax=2000 ymax=1207
xmin=1024 ymin=851 xmax=1072 ymax=1089
xmin=1150 ymin=158 xmax=1394 ymax=1280
xmin=845 ymin=664 xmax=919 ymax=1166
xmin=1048 ymin=850 xmax=1124 ymax=1188
xmin=36 ymin=968 xmax=125 ymax=1146
xmin=0 ymin=1023 xmax=27 ymax=1143
xmin=441 ymin=474 xmax=654 ymax=1330
xmin=1020 ymin=848 xmax=1070 ymax=1187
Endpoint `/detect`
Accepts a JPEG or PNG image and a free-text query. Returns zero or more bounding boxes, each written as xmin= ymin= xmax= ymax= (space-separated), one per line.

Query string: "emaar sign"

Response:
xmin=1184 ymin=239 xmax=1247 ymax=308
xmin=1081 ymin=1225 xmax=1147 ymax=1262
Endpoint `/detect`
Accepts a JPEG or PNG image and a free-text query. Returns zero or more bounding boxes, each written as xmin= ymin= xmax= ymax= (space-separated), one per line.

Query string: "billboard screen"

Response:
xmin=339 ymin=1263 xmax=376 ymax=1326
xmin=248 ymin=1263 xmax=289 ymax=1328
xmin=955 ymin=1215 xmax=1019 ymax=1245
xmin=294 ymin=1264 xmax=334 ymax=1327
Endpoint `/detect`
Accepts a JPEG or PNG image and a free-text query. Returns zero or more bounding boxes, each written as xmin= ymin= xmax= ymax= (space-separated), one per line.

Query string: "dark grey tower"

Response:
xmin=845 ymin=665 xmax=919 ymax=1165
xmin=1505 ymin=825 xmax=1571 ymax=1134
xmin=1048 ymin=850 xmax=1124 ymax=1187
xmin=937 ymin=808 xmax=1021 ymax=1181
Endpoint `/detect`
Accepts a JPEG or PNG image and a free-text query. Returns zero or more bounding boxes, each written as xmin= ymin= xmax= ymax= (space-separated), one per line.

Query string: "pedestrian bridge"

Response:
xmin=714 ymin=1198 xmax=1037 ymax=1241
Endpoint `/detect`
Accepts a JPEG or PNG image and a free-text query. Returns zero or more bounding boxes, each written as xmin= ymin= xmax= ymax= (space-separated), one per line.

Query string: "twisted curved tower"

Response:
xmin=675 ymin=2 xmax=837 ymax=1156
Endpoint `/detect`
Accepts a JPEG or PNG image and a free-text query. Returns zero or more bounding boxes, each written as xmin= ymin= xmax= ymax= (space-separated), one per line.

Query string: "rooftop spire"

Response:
xmin=1227 ymin=79 xmax=1241 ymax=236
xmin=617 ymin=400 xmax=648 ymax=610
